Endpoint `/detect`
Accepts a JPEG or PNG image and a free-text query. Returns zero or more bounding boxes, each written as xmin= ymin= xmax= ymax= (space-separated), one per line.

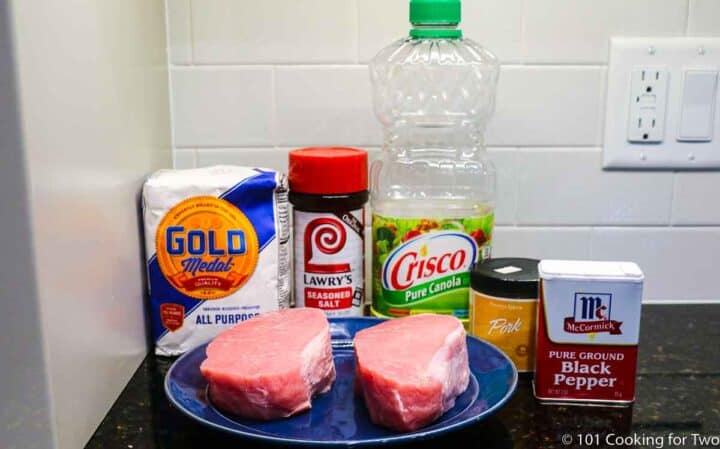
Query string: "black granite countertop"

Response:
xmin=86 ymin=304 xmax=720 ymax=449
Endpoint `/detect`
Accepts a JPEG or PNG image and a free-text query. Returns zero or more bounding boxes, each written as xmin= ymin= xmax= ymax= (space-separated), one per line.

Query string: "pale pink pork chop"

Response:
xmin=200 ymin=308 xmax=336 ymax=420
xmin=354 ymin=314 xmax=470 ymax=432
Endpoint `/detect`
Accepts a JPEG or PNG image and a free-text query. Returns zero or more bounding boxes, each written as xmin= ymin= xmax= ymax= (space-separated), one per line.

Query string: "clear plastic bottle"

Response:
xmin=369 ymin=0 xmax=499 ymax=322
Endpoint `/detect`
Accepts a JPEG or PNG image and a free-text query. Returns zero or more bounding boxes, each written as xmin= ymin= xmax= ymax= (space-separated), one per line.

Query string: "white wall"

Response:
xmin=0 ymin=2 xmax=54 ymax=449
xmin=165 ymin=0 xmax=720 ymax=301
xmin=2 ymin=1 xmax=172 ymax=448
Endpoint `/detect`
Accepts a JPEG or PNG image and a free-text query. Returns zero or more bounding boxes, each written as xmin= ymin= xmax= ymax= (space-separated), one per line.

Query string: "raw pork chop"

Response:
xmin=354 ymin=314 xmax=469 ymax=431
xmin=200 ymin=308 xmax=335 ymax=419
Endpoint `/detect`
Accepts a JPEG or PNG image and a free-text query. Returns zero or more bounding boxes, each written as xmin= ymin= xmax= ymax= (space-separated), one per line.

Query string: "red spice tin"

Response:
xmin=534 ymin=260 xmax=644 ymax=405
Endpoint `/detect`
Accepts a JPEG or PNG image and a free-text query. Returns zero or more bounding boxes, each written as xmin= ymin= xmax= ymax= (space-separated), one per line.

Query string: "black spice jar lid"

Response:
xmin=471 ymin=258 xmax=539 ymax=299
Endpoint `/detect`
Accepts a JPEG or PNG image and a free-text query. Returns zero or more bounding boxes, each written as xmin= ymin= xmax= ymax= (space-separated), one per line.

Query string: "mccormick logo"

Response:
xmin=381 ymin=232 xmax=476 ymax=305
xmin=155 ymin=196 xmax=259 ymax=300
xmin=564 ymin=293 xmax=623 ymax=335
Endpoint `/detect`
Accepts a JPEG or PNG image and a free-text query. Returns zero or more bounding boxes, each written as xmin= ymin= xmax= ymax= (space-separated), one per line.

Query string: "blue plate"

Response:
xmin=165 ymin=317 xmax=518 ymax=446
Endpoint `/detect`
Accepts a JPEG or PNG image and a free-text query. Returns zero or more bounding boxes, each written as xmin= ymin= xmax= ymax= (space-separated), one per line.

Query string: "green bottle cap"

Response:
xmin=409 ymin=0 xmax=462 ymax=39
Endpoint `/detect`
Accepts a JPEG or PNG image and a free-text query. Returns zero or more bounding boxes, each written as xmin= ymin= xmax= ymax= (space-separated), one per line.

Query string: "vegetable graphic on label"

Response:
xmin=402 ymin=229 xmax=422 ymax=242
xmin=470 ymin=228 xmax=488 ymax=246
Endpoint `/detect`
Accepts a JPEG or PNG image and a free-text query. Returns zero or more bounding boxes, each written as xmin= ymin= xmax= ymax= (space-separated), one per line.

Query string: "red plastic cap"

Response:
xmin=289 ymin=147 xmax=368 ymax=195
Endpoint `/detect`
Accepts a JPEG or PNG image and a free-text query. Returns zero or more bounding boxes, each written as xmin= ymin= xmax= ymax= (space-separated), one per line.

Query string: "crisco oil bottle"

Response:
xmin=369 ymin=0 xmax=499 ymax=324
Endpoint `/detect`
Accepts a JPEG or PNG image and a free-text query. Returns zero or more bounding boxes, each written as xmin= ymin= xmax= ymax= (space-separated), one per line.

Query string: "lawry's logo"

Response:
xmin=382 ymin=232 xmax=477 ymax=291
xmin=304 ymin=217 xmax=350 ymax=274
xmin=564 ymin=293 xmax=623 ymax=335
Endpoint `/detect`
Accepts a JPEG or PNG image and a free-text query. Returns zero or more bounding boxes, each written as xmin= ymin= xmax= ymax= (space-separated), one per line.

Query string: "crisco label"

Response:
xmin=155 ymin=195 xmax=259 ymax=300
xmin=372 ymin=214 xmax=493 ymax=319
xmin=294 ymin=209 xmax=364 ymax=317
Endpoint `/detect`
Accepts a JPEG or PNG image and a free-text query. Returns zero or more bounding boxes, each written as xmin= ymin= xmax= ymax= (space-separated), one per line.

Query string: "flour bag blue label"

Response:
xmin=143 ymin=166 xmax=289 ymax=355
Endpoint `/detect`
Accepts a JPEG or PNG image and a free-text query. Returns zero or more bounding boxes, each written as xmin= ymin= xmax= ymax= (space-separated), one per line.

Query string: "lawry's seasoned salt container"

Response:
xmin=289 ymin=147 xmax=368 ymax=317
xmin=534 ymin=260 xmax=644 ymax=405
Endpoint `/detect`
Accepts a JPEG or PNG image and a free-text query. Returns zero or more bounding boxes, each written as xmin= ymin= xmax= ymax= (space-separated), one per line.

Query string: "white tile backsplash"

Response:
xmin=195 ymin=146 xmax=382 ymax=172
xmin=486 ymin=148 xmax=517 ymax=225
xmin=197 ymin=147 xmax=289 ymax=172
xmin=166 ymin=0 xmax=192 ymax=64
xmin=523 ymin=0 xmax=688 ymax=63
xmin=493 ymin=227 xmax=593 ymax=260
xmin=591 ymin=228 xmax=720 ymax=300
xmin=487 ymin=66 xmax=606 ymax=146
xmin=356 ymin=0 xmax=405 ymax=64
xmin=172 ymin=67 xmax=274 ymax=147
xmin=464 ymin=0 xmax=525 ymax=64
xmin=357 ymin=0 xmax=524 ymax=63
xmin=688 ymin=0 xmax=720 ymax=36
xmin=173 ymin=65 xmax=607 ymax=148
xmin=190 ymin=0 xmax=357 ymax=64
xmin=672 ymin=172 xmax=720 ymax=225
xmin=516 ymin=149 xmax=674 ymax=225
xmin=275 ymin=66 xmax=380 ymax=146
xmin=173 ymin=148 xmax=196 ymax=168
xmin=165 ymin=0 xmax=720 ymax=301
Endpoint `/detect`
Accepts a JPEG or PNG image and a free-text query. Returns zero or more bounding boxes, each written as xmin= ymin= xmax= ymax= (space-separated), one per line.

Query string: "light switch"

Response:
xmin=678 ymin=70 xmax=718 ymax=142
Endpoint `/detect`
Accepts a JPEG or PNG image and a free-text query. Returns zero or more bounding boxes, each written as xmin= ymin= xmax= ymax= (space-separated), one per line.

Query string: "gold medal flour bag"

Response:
xmin=143 ymin=166 xmax=290 ymax=355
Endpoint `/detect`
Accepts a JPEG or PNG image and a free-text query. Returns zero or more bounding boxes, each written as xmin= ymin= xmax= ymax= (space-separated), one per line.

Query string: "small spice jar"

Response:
xmin=469 ymin=258 xmax=539 ymax=372
xmin=288 ymin=147 xmax=368 ymax=317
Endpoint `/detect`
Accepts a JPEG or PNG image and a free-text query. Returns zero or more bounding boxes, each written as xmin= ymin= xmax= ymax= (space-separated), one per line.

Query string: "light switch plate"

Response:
xmin=604 ymin=37 xmax=720 ymax=169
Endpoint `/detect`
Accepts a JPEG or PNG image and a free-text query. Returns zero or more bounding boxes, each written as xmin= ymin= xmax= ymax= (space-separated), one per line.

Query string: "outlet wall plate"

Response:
xmin=604 ymin=37 xmax=720 ymax=169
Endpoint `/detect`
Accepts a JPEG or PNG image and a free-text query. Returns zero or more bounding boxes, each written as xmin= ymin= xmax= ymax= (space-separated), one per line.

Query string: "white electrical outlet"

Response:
xmin=604 ymin=38 xmax=720 ymax=169
xmin=627 ymin=67 xmax=668 ymax=143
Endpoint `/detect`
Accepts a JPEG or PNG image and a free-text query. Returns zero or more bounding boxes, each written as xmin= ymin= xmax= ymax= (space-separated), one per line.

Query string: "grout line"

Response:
xmin=180 ymin=145 xmax=282 ymax=150
xmin=170 ymin=63 xmax=367 ymax=69
xmin=487 ymin=147 xmax=518 ymax=152
xmin=182 ymin=145 xmax=619 ymax=152
xmin=516 ymin=146 xmax=601 ymax=152
xmin=171 ymin=64 xmax=278 ymax=71
xmin=503 ymin=63 xmax=608 ymax=69
xmin=518 ymin=0 xmax=529 ymax=63
xmin=669 ymin=170 xmax=679 ymax=226
xmin=164 ymin=0 xmax=177 ymax=162
xmin=185 ymin=144 xmax=384 ymax=150
xmin=643 ymin=299 xmax=720 ymax=305
xmin=193 ymin=146 xmax=292 ymax=151
xmin=596 ymin=66 xmax=609 ymax=146
xmin=352 ymin=0 xmax=360 ymax=65
xmin=501 ymin=145 xmax=601 ymax=149
xmin=169 ymin=63 xmax=609 ymax=70
xmin=661 ymin=223 xmax=720 ymax=228
xmin=685 ymin=0 xmax=692 ymax=35
xmin=500 ymin=224 xmax=719 ymax=229
xmin=187 ymin=0 xmax=195 ymax=64
xmin=270 ymin=66 xmax=278 ymax=147
xmin=511 ymin=148 xmax=520 ymax=226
